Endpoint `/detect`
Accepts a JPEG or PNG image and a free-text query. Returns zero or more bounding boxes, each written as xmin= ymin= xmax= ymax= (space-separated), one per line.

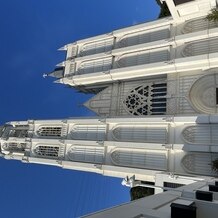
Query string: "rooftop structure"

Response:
xmin=83 ymin=178 xmax=218 ymax=218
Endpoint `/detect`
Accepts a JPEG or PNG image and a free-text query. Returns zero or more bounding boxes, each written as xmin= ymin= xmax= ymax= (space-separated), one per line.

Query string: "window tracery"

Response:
xmin=80 ymin=38 xmax=114 ymax=56
xmin=189 ymin=73 xmax=218 ymax=114
xmin=117 ymin=28 xmax=170 ymax=48
xmin=70 ymin=125 xmax=106 ymax=141
xmin=112 ymin=125 xmax=167 ymax=143
xmin=117 ymin=49 xmax=169 ymax=68
xmin=183 ymin=18 xmax=218 ymax=34
xmin=181 ymin=153 xmax=218 ymax=176
xmin=67 ymin=146 xmax=104 ymax=164
xmin=37 ymin=126 xmax=62 ymax=137
xmin=123 ymin=83 xmax=167 ymax=116
xmin=110 ymin=149 xmax=167 ymax=170
xmin=77 ymin=57 xmax=112 ymax=75
xmin=2 ymin=125 xmax=29 ymax=138
xmin=2 ymin=142 xmax=26 ymax=152
xmin=182 ymin=125 xmax=218 ymax=144
xmin=182 ymin=38 xmax=218 ymax=57
xmin=34 ymin=145 xmax=59 ymax=158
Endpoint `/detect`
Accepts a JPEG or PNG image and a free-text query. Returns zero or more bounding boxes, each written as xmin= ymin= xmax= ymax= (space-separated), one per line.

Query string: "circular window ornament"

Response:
xmin=123 ymin=82 xmax=167 ymax=116
xmin=189 ymin=73 xmax=218 ymax=114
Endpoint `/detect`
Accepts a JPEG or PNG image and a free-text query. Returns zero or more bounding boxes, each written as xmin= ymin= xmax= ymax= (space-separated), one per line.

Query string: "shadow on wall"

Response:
xmin=156 ymin=0 xmax=171 ymax=18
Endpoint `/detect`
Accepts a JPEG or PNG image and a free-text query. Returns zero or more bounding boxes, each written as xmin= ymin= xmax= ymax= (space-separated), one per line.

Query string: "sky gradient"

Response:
xmin=0 ymin=1 xmax=160 ymax=217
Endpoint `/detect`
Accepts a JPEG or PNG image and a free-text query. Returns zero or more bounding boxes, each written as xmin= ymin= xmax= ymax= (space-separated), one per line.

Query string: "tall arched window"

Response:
xmin=34 ymin=145 xmax=60 ymax=158
xmin=183 ymin=18 xmax=218 ymax=34
xmin=123 ymin=82 xmax=167 ymax=115
xmin=37 ymin=126 xmax=62 ymax=137
xmin=67 ymin=146 xmax=104 ymax=164
xmin=111 ymin=148 xmax=167 ymax=170
xmin=182 ymin=125 xmax=218 ymax=145
xmin=181 ymin=152 xmax=218 ymax=176
xmin=70 ymin=125 xmax=106 ymax=141
xmin=80 ymin=38 xmax=114 ymax=56
xmin=77 ymin=57 xmax=112 ymax=75
xmin=117 ymin=28 xmax=170 ymax=48
xmin=112 ymin=125 xmax=167 ymax=143
xmin=116 ymin=49 xmax=169 ymax=68
xmin=182 ymin=38 xmax=218 ymax=57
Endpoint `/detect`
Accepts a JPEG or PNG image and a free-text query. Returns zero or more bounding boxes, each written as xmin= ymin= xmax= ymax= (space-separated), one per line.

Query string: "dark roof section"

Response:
xmin=173 ymin=0 xmax=194 ymax=6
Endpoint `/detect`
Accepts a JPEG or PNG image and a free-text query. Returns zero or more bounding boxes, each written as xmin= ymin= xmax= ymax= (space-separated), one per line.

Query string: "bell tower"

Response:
xmin=1 ymin=115 xmax=218 ymax=184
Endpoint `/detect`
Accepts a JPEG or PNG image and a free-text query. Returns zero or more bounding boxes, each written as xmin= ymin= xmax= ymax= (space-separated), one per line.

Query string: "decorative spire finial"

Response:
xmin=43 ymin=73 xmax=48 ymax=78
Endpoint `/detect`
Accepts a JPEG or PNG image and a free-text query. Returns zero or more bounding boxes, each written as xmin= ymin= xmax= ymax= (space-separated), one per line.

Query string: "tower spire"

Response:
xmin=45 ymin=67 xmax=64 ymax=79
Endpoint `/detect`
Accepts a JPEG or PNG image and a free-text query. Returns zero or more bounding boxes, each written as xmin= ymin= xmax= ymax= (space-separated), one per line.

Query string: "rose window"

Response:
xmin=123 ymin=83 xmax=167 ymax=116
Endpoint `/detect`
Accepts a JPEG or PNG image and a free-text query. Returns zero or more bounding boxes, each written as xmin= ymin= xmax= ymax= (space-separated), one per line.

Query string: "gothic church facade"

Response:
xmin=1 ymin=0 xmax=218 ymax=189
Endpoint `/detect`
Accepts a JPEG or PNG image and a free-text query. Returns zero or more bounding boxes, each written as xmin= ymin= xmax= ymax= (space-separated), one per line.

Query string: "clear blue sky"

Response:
xmin=0 ymin=1 xmax=159 ymax=217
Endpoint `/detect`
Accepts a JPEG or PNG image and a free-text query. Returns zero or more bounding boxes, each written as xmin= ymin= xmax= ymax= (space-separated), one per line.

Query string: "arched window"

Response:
xmin=37 ymin=126 xmax=62 ymax=137
xmin=2 ymin=142 xmax=26 ymax=152
xmin=4 ymin=125 xmax=29 ymax=138
xmin=34 ymin=145 xmax=59 ymax=158
xmin=80 ymin=38 xmax=114 ymax=56
xmin=182 ymin=125 xmax=218 ymax=145
xmin=181 ymin=152 xmax=218 ymax=176
xmin=112 ymin=125 xmax=167 ymax=143
xmin=67 ymin=146 xmax=104 ymax=164
xmin=183 ymin=18 xmax=218 ymax=34
xmin=189 ymin=73 xmax=218 ymax=114
xmin=182 ymin=38 xmax=218 ymax=57
xmin=77 ymin=57 xmax=112 ymax=75
xmin=117 ymin=49 xmax=169 ymax=68
xmin=70 ymin=125 xmax=106 ymax=141
xmin=111 ymin=148 xmax=167 ymax=170
xmin=117 ymin=28 xmax=170 ymax=48
xmin=123 ymin=82 xmax=167 ymax=115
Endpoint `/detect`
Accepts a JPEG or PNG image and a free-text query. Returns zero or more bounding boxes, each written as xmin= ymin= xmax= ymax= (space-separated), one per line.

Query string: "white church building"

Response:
xmin=1 ymin=0 xmax=218 ymax=216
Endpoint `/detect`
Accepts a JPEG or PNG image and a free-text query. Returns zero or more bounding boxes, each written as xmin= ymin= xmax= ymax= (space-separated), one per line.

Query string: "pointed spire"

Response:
xmin=53 ymin=79 xmax=63 ymax=84
xmin=56 ymin=62 xmax=65 ymax=67
xmin=47 ymin=67 xmax=64 ymax=79
xmin=58 ymin=45 xmax=67 ymax=51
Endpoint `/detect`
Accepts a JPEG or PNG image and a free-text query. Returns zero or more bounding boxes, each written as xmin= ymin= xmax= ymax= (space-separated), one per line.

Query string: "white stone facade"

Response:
xmin=56 ymin=15 xmax=218 ymax=88
xmin=1 ymin=115 xmax=218 ymax=184
xmin=1 ymin=0 xmax=218 ymax=203
xmin=47 ymin=0 xmax=218 ymax=118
